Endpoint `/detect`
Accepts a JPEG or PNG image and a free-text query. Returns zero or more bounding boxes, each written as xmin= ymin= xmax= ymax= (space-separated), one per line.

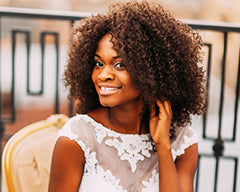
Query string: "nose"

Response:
xmin=98 ymin=65 xmax=115 ymax=81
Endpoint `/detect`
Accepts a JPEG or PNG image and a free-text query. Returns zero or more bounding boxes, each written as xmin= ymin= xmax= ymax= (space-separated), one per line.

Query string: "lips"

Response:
xmin=98 ymin=85 xmax=121 ymax=95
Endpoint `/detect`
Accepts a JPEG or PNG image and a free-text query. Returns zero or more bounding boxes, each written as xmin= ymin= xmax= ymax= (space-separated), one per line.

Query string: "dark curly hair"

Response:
xmin=64 ymin=0 xmax=206 ymax=136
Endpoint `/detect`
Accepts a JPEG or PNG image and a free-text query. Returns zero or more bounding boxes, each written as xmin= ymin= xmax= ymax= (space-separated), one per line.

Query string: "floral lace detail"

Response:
xmin=95 ymin=126 xmax=119 ymax=143
xmin=105 ymin=135 xmax=153 ymax=172
xmin=83 ymin=115 xmax=154 ymax=173
xmin=84 ymin=147 xmax=127 ymax=192
xmin=142 ymin=169 xmax=159 ymax=192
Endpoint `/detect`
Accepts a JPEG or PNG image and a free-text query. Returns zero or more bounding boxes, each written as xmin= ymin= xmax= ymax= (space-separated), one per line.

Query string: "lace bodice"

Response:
xmin=58 ymin=114 xmax=198 ymax=192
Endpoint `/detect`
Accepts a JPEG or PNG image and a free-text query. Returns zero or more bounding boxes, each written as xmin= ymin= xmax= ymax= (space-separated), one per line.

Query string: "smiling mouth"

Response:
xmin=98 ymin=86 xmax=121 ymax=95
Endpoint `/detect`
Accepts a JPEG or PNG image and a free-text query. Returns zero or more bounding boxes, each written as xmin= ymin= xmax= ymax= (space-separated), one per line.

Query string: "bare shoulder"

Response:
xmin=175 ymin=143 xmax=198 ymax=192
xmin=175 ymin=143 xmax=198 ymax=191
xmin=175 ymin=143 xmax=198 ymax=170
xmin=48 ymin=137 xmax=85 ymax=192
xmin=53 ymin=136 xmax=85 ymax=162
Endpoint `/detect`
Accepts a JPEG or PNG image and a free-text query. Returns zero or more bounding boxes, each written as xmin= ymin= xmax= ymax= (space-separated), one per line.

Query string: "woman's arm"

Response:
xmin=175 ymin=143 xmax=198 ymax=192
xmin=150 ymin=101 xmax=198 ymax=192
xmin=48 ymin=137 xmax=85 ymax=192
xmin=156 ymin=142 xmax=198 ymax=192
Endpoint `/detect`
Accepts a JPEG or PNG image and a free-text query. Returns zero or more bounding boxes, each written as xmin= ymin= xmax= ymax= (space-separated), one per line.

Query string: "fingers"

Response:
xmin=150 ymin=100 xmax=172 ymax=120
xmin=156 ymin=100 xmax=173 ymax=119
xmin=150 ymin=103 xmax=157 ymax=120
xmin=149 ymin=100 xmax=173 ymax=145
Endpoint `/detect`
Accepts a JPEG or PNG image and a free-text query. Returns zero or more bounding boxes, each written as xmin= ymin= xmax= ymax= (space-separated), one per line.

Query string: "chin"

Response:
xmin=99 ymin=102 xmax=116 ymax=108
xmin=99 ymin=99 xmax=119 ymax=108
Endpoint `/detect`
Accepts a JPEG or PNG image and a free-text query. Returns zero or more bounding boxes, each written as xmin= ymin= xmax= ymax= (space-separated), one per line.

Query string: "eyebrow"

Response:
xmin=94 ymin=54 xmax=121 ymax=60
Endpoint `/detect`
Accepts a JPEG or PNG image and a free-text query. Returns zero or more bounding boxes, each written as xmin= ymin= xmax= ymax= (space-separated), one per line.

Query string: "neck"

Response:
xmin=108 ymin=101 xmax=147 ymax=134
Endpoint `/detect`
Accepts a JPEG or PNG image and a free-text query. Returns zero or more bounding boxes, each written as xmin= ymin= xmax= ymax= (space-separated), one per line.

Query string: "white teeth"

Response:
xmin=101 ymin=87 xmax=118 ymax=91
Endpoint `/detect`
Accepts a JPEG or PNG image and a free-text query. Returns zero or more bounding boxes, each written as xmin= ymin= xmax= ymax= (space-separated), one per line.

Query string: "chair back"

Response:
xmin=1 ymin=114 xmax=69 ymax=192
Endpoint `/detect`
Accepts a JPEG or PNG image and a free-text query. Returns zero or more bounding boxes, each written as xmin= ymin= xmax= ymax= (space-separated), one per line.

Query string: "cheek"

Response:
xmin=120 ymin=74 xmax=135 ymax=88
xmin=129 ymin=87 xmax=141 ymax=98
xmin=118 ymin=72 xmax=131 ymax=83
xmin=122 ymin=76 xmax=141 ymax=96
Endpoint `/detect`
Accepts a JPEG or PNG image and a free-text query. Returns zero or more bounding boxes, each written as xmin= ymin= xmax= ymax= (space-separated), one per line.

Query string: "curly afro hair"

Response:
xmin=64 ymin=0 xmax=206 ymax=136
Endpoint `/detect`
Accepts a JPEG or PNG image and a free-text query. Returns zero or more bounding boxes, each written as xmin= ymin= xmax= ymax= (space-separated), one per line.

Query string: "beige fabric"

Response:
xmin=1 ymin=114 xmax=69 ymax=192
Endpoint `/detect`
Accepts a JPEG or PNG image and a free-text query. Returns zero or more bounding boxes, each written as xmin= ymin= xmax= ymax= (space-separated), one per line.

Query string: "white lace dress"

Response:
xmin=58 ymin=114 xmax=198 ymax=192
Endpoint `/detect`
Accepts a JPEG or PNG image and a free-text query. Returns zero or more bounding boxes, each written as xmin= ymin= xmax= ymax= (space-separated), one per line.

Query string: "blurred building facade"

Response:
xmin=0 ymin=0 xmax=239 ymax=137
xmin=0 ymin=0 xmax=240 ymax=23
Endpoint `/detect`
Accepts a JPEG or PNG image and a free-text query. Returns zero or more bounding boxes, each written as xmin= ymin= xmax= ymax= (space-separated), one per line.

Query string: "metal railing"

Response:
xmin=0 ymin=7 xmax=239 ymax=192
xmin=187 ymin=20 xmax=240 ymax=192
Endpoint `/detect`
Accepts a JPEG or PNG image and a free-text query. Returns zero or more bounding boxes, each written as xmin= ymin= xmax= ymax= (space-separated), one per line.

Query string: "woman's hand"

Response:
xmin=149 ymin=100 xmax=173 ymax=147
xmin=150 ymin=101 xmax=198 ymax=192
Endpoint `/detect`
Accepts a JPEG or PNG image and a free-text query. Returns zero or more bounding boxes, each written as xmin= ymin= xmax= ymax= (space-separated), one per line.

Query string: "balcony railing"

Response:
xmin=0 ymin=6 xmax=240 ymax=192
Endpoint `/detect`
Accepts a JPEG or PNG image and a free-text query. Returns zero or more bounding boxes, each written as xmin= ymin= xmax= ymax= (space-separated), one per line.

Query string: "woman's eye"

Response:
xmin=95 ymin=60 xmax=104 ymax=67
xmin=114 ymin=62 xmax=125 ymax=69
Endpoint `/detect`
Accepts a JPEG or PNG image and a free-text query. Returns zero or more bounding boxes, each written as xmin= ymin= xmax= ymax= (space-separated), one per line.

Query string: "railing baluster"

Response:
xmin=41 ymin=32 xmax=60 ymax=113
xmin=202 ymin=43 xmax=212 ymax=139
xmin=10 ymin=30 xmax=17 ymax=123
xmin=233 ymin=48 xmax=240 ymax=141
xmin=218 ymin=32 xmax=227 ymax=141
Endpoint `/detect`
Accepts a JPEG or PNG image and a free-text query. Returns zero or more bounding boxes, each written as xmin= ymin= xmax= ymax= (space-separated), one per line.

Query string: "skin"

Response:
xmin=48 ymin=34 xmax=198 ymax=192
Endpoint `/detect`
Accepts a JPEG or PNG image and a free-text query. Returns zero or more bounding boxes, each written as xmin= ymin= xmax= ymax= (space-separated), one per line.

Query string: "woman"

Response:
xmin=48 ymin=1 xmax=206 ymax=191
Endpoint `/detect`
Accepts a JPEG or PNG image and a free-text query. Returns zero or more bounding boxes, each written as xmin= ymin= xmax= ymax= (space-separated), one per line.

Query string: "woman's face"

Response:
xmin=91 ymin=34 xmax=142 ymax=108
